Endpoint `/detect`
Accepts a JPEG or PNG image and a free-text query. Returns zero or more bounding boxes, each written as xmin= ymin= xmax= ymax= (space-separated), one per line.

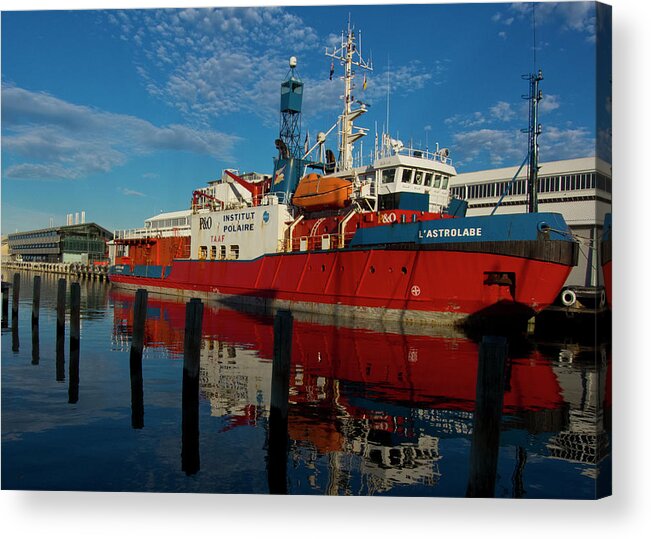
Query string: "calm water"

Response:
xmin=1 ymin=270 xmax=611 ymax=497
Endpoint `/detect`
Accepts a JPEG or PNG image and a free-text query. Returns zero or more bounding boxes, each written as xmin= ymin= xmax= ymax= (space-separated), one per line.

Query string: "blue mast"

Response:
xmin=270 ymin=56 xmax=305 ymax=201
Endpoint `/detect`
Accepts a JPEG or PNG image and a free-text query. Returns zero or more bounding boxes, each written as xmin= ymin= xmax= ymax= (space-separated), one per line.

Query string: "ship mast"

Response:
xmin=525 ymin=70 xmax=543 ymax=213
xmin=524 ymin=4 xmax=543 ymax=213
xmin=325 ymin=21 xmax=373 ymax=172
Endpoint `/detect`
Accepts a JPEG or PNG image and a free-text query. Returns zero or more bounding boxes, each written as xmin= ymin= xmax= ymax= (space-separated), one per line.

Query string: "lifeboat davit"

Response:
xmin=292 ymin=173 xmax=352 ymax=211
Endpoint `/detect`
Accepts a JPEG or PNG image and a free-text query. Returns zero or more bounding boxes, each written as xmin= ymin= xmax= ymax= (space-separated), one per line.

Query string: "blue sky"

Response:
xmin=1 ymin=1 xmax=609 ymax=233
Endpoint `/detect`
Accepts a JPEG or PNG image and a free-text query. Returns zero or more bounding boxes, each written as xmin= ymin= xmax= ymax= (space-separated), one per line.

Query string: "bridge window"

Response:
xmin=220 ymin=245 xmax=226 ymax=260
xmin=414 ymin=170 xmax=424 ymax=185
xmin=434 ymin=174 xmax=441 ymax=188
xmin=381 ymin=168 xmax=396 ymax=184
xmin=199 ymin=246 xmax=207 ymax=260
xmin=424 ymin=172 xmax=433 ymax=186
xmin=210 ymin=246 xmax=217 ymax=260
xmin=400 ymin=168 xmax=413 ymax=183
xmin=230 ymin=245 xmax=240 ymax=260
xmin=441 ymin=176 xmax=449 ymax=189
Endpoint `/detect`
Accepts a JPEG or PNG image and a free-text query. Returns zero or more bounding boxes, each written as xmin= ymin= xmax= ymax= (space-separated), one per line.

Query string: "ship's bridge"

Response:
xmin=339 ymin=149 xmax=457 ymax=213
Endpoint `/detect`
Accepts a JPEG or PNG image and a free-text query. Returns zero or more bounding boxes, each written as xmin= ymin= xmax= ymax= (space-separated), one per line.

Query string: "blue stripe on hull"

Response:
xmin=350 ymin=212 xmax=573 ymax=247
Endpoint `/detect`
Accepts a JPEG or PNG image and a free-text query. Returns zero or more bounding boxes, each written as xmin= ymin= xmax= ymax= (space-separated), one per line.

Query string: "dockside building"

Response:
xmin=7 ymin=223 xmax=114 ymax=263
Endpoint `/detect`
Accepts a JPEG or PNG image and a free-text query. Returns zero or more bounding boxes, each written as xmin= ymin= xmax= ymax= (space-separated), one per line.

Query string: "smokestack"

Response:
xmin=75 ymin=212 xmax=79 ymax=225
xmin=81 ymin=210 xmax=86 ymax=224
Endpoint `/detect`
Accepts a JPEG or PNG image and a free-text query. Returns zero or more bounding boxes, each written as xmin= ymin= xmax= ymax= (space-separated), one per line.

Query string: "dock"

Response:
xmin=1 ymin=260 xmax=109 ymax=281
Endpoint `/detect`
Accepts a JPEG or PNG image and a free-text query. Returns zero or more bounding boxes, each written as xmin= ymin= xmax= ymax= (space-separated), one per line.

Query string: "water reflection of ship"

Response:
xmin=110 ymin=290 xmax=591 ymax=490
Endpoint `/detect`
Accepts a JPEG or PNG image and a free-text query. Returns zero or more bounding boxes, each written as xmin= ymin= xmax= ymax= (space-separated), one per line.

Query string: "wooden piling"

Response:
xmin=30 ymin=276 xmax=41 ymax=364
xmin=56 ymin=335 xmax=65 ymax=382
xmin=55 ymin=279 xmax=67 ymax=382
xmin=12 ymin=316 xmax=20 ymax=352
xmin=129 ymin=289 xmax=148 ymax=429
xmin=181 ymin=298 xmax=203 ymax=475
xmin=466 ymin=335 xmax=508 ymax=498
xmin=68 ymin=282 xmax=81 ymax=404
xmin=32 ymin=275 xmax=41 ymax=327
xmin=11 ymin=273 xmax=20 ymax=322
xmin=268 ymin=309 xmax=293 ymax=495
xmin=56 ymin=279 xmax=66 ymax=339
xmin=1 ymin=283 xmax=8 ymax=328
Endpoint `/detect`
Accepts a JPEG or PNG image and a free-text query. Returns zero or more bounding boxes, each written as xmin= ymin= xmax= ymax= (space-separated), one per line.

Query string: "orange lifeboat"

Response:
xmin=292 ymin=173 xmax=352 ymax=211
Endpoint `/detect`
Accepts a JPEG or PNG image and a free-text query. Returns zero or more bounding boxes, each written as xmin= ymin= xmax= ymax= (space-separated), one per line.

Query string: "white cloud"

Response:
xmin=445 ymin=112 xmax=486 ymax=129
xmin=452 ymin=124 xmax=594 ymax=167
xmin=490 ymin=101 xmax=515 ymax=122
xmin=540 ymin=125 xmax=594 ymax=158
xmin=2 ymin=85 xmax=240 ymax=181
xmin=508 ymin=1 xmax=597 ymax=42
xmin=107 ymin=7 xmax=320 ymax=124
xmin=492 ymin=11 xmax=514 ymax=26
xmin=539 ymin=93 xmax=561 ymax=113
xmin=452 ymin=129 xmax=524 ymax=166
xmin=120 ymin=188 xmax=146 ymax=197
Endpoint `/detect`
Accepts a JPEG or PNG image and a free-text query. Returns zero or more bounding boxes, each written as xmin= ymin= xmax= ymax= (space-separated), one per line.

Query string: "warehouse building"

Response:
xmin=7 ymin=223 xmax=113 ymax=263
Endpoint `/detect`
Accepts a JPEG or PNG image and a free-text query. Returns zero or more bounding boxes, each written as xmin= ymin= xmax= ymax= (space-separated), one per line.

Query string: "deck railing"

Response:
xmin=113 ymin=225 xmax=191 ymax=240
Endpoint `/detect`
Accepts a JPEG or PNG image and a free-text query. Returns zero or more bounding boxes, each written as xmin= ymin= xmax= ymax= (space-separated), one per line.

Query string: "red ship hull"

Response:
xmin=110 ymin=246 xmax=573 ymax=325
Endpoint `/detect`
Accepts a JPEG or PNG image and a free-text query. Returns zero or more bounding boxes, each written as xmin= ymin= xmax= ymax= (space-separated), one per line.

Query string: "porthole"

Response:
xmin=401 ymin=267 xmax=407 ymax=275
xmin=321 ymin=264 xmax=326 ymax=272
xmin=370 ymin=266 xmax=376 ymax=274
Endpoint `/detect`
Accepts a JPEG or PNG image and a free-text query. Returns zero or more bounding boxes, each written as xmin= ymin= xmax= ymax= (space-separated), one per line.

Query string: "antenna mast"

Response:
xmin=325 ymin=20 xmax=373 ymax=171
xmin=523 ymin=1 xmax=543 ymax=214
xmin=525 ymin=70 xmax=543 ymax=213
